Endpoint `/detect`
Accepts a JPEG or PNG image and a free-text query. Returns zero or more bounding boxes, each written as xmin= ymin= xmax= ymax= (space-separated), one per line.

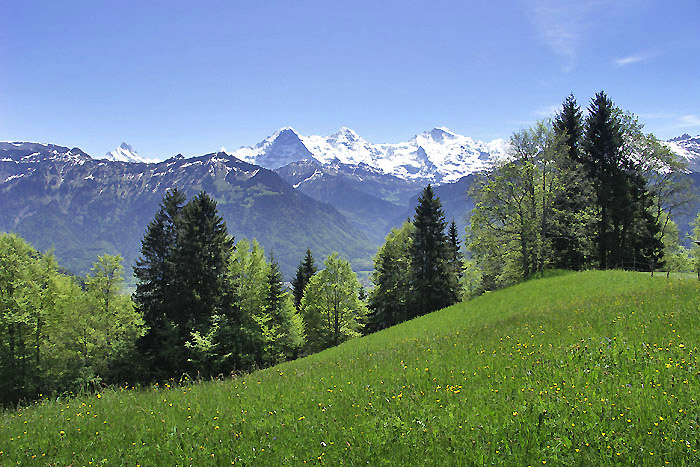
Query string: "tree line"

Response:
xmin=0 ymin=180 xmax=463 ymax=402
xmin=465 ymin=91 xmax=696 ymax=292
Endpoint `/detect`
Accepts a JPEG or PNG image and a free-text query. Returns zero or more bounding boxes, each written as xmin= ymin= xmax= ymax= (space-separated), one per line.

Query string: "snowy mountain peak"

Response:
xmin=234 ymin=127 xmax=509 ymax=183
xmin=332 ymin=126 xmax=360 ymax=138
xmin=104 ymin=142 xmax=149 ymax=163
xmin=665 ymin=134 xmax=700 ymax=172
xmin=669 ymin=133 xmax=695 ymax=142
xmin=236 ymin=127 xmax=315 ymax=169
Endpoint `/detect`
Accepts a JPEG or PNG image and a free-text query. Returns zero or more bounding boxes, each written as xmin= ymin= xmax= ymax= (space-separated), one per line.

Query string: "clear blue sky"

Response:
xmin=1 ymin=0 xmax=698 ymax=160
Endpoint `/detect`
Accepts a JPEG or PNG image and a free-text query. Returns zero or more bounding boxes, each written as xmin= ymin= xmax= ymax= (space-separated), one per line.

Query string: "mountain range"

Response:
xmin=0 ymin=143 xmax=375 ymax=280
xmin=2 ymin=129 xmax=699 ymax=281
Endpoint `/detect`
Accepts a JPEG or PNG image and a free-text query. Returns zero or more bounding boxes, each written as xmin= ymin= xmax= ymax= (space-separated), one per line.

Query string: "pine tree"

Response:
xmin=583 ymin=91 xmax=625 ymax=269
xmin=291 ymin=248 xmax=317 ymax=311
xmin=551 ymin=94 xmax=596 ymax=270
xmin=133 ymin=189 xmax=233 ymax=380
xmin=175 ymin=191 xmax=233 ymax=334
xmin=264 ymin=254 xmax=304 ymax=363
xmin=410 ymin=185 xmax=454 ymax=317
xmin=553 ymin=93 xmax=583 ymax=162
xmin=582 ymin=91 xmax=663 ymax=270
xmin=133 ymin=188 xmax=186 ymax=379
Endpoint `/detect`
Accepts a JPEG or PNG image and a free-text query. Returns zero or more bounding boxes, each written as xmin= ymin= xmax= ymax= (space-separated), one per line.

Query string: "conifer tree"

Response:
xmin=447 ymin=220 xmax=463 ymax=301
xmin=133 ymin=188 xmax=186 ymax=379
xmin=583 ymin=91 xmax=624 ymax=269
xmin=551 ymin=94 xmax=596 ymax=270
xmin=410 ymin=185 xmax=455 ymax=317
xmin=264 ymin=254 xmax=305 ymax=363
xmin=133 ymin=189 xmax=233 ymax=380
xmin=175 ymin=192 xmax=233 ymax=334
xmin=291 ymin=248 xmax=317 ymax=311
xmin=553 ymin=93 xmax=583 ymax=162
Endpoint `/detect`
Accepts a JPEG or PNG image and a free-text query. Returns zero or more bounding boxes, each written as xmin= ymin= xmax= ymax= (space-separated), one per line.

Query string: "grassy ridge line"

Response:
xmin=2 ymin=270 xmax=700 ymax=465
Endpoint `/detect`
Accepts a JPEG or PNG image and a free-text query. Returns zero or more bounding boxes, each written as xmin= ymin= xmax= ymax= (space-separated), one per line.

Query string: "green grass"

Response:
xmin=3 ymin=270 xmax=700 ymax=465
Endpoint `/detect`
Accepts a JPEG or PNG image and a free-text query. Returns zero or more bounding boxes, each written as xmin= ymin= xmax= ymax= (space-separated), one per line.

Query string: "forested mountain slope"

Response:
xmin=0 ymin=143 xmax=374 ymax=278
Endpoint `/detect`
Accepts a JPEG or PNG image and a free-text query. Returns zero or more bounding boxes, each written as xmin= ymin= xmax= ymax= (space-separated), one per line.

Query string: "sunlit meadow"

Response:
xmin=2 ymin=270 xmax=700 ymax=465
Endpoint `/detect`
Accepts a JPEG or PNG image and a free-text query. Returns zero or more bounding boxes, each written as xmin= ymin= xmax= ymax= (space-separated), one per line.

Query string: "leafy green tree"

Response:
xmin=216 ymin=238 xmax=269 ymax=372
xmin=0 ymin=234 xmax=55 ymax=401
xmin=659 ymin=216 xmax=691 ymax=276
xmin=0 ymin=235 xmax=142 ymax=403
xmin=69 ymin=255 xmax=144 ymax=385
xmin=302 ymin=253 xmax=367 ymax=352
xmin=469 ymin=122 xmax=566 ymax=287
xmin=291 ymin=249 xmax=317 ymax=311
xmin=618 ymin=112 xmax=696 ymax=245
xmin=366 ymin=221 xmax=414 ymax=333
xmin=410 ymin=185 xmax=456 ymax=317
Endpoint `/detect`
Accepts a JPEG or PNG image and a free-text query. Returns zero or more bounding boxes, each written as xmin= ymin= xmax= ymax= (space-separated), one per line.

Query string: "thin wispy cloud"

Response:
xmin=527 ymin=0 xmax=608 ymax=72
xmin=613 ymin=51 xmax=654 ymax=67
xmin=677 ymin=114 xmax=700 ymax=127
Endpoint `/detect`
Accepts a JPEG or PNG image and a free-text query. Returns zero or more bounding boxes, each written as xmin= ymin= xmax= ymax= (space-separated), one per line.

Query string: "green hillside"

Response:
xmin=3 ymin=271 xmax=700 ymax=465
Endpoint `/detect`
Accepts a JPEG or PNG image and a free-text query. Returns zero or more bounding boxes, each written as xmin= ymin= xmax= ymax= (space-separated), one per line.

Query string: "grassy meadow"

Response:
xmin=2 ymin=270 xmax=700 ymax=465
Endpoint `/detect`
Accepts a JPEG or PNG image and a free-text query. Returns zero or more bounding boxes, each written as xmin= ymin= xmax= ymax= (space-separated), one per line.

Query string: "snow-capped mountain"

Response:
xmin=666 ymin=134 xmax=700 ymax=172
xmin=103 ymin=142 xmax=153 ymax=163
xmin=234 ymin=128 xmax=317 ymax=169
xmin=234 ymin=127 xmax=509 ymax=184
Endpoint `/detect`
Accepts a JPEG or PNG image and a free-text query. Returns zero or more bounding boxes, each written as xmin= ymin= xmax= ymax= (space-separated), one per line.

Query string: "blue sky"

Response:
xmin=1 ymin=0 xmax=698 ymax=159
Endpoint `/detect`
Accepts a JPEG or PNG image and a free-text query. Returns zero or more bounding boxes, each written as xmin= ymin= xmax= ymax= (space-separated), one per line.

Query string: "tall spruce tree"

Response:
xmin=583 ymin=91 xmax=625 ymax=269
xmin=291 ymin=249 xmax=317 ymax=311
xmin=175 ymin=191 xmax=233 ymax=334
xmin=551 ymin=94 xmax=596 ymax=270
xmin=264 ymin=254 xmax=304 ymax=363
xmin=133 ymin=189 xmax=233 ymax=380
xmin=582 ymin=91 xmax=664 ymax=270
xmin=133 ymin=188 xmax=186 ymax=379
xmin=410 ymin=185 xmax=455 ymax=317
xmin=553 ymin=93 xmax=583 ymax=162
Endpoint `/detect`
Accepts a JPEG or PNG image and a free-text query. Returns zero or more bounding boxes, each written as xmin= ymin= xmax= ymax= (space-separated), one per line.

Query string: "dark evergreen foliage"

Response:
xmin=133 ymin=188 xmax=186 ymax=379
xmin=174 ymin=192 xmax=233 ymax=333
xmin=291 ymin=249 xmax=317 ymax=311
xmin=447 ymin=220 xmax=463 ymax=300
xmin=553 ymin=93 xmax=584 ymax=162
xmin=133 ymin=189 xmax=234 ymax=380
xmin=366 ymin=224 xmax=413 ymax=333
xmin=409 ymin=185 xmax=457 ymax=317
xmin=551 ymin=95 xmax=595 ymax=270
xmin=582 ymin=91 xmax=663 ymax=270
